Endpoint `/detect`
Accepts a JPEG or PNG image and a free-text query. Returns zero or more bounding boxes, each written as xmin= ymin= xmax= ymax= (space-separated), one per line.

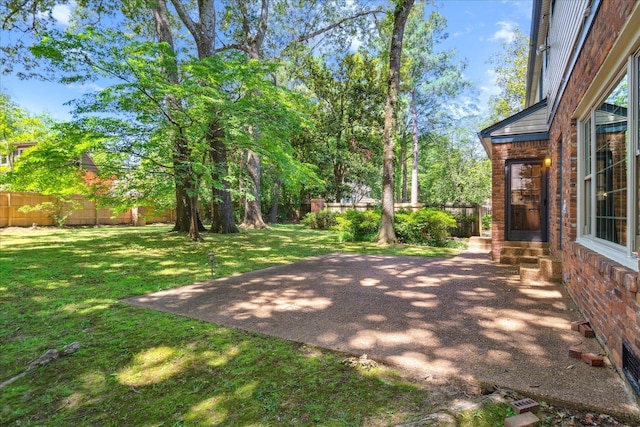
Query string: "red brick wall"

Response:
xmin=490 ymin=140 xmax=548 ymax=261
xmin=564 ymin=243 xmax=639 ymax=370
xmin=549 ymin=0 xmax=640 ymax=384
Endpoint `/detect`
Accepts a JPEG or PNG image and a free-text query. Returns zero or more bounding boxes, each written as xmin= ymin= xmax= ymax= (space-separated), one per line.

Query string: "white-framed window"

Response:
xmin=577 ymin=55 xmax=639 ymax=271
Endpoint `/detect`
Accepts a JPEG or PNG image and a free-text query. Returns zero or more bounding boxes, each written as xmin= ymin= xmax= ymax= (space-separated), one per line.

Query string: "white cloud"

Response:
xmin=69 ymin=82 xmax=105 ymax=93
xmin=490 ymin=21 xmax=517 ymax=43
xmin=479 ymin=69 xmax=500 ymax=100
xmin=51 ymin=4 xmax=73 ymax=26
xmin=445 ymin=95 xmax=481 ymax=119
xmin=349 ymin=37 xmax=363 ymax=52
xmin=452 ymin=25 xmax=474 ymax=38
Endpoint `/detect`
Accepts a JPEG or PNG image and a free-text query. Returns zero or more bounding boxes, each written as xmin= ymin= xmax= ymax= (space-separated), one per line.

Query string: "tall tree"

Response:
xmin=378 ymin=0 xmax=414 ymax=245
xmin=486 ymin=27 xmax=528 ymax=123
xmin=418 ymin=127 xmax=491 ymax=204
xmin=297 ymin=52 xmax=385 ymax=202
xmin=220 ymin=0 xmax=380 ymax=228
xmin=400 ymin=4 xmax=467 ymax=205
xmin=153 ymin=0 xmax=205 ymax=240
xmin=166 ymin=0 xmax=238 ymax=235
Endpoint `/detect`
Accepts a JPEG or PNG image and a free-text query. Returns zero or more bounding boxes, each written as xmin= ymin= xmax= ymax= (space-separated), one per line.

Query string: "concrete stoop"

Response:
xmin=468 ymin=236 xmax=492 ymax=253
xmin=500 ymin=242 xmax=562 ymax=284
xmin=499 ymin=241 xmax=549 ymax=265
xmin=519 ymin=255 xmax=562 ymax=283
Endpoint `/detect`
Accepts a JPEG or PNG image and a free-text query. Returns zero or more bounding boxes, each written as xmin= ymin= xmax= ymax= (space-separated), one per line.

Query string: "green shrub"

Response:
xmin=452 ymin=213 xmax=478 ymax=238
xmin=482 ymin=214 xmax=492 ymax=230
xmin=301 ymin=209 xmax=338 ymax=230
xmin=333 ymin=209 xmax=381 ymax=242
xmin=395 ymin=208 xmax=456 ymax=246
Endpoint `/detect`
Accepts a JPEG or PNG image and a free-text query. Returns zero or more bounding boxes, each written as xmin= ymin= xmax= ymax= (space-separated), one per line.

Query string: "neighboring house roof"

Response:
xmin=1 ymin=141 xmax=99 ymax=174
xmin=478 ymin=99 xmax=549 ymax=156
xmin=79 ymin=152 xmax=99 ymax=174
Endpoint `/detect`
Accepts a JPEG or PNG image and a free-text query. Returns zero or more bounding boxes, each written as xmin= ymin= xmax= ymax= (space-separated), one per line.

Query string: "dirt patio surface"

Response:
xmin=123 ymin=248 xmax=640 ymax=421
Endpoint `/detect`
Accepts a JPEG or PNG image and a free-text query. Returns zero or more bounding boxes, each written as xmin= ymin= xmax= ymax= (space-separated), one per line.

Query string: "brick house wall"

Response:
xmin=490 ymin=139 xmax=548 ymax=261
xmin=548 ymin=0 xmax=640 ymax=385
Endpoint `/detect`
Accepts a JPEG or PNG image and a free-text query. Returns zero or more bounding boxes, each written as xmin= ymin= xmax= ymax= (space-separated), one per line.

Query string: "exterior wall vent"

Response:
xmin=623 ymin=342 xmax=640 ymax=397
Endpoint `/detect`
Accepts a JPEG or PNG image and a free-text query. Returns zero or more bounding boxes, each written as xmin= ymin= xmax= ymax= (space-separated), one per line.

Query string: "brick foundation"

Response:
xmin=564 ymin=243 xmax=640 ymax=372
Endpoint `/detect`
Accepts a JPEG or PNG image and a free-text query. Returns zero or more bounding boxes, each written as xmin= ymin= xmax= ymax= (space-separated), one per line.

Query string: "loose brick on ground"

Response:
xmin=504 ymin=412 xmax=540 ymax=427
xmin=571 ymin=320 xmax=589 ymax=331
xmin=579 ymin=323 xmax=595 ymax=338
xmin=510 ymin=397 xmax=539 ymax=414
xmin=581 ymin=352 xmax=604 ymax=366
xmin=568 ymin=346 xmax=582 ymax=358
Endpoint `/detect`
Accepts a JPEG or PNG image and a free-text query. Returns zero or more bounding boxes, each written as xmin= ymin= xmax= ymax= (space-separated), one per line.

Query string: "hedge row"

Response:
xmin=302 ymin=208 xmax=458 ymax=246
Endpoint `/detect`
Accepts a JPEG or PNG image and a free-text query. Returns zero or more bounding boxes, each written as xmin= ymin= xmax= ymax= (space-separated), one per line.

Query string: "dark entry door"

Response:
xmin=506 ymin=160 xmax=547 ymax=241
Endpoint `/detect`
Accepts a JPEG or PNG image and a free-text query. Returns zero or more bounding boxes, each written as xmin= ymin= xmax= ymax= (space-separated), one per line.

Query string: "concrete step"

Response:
xmin=500 ymin=242 xmax=549 ymax=265
xmin=500 ymin=255 xmax=540 ymax=265
xmin=500 ymin=241 xmax=548 ymax=248
xmin=500 ymin=247 xmax=548 ymax=257
xmin=468 ymin=236 xmax=491 ymax=252
xmin=538 ymin=255 xmax=562 ymax=282
xmin=519 ymin=263 xmax=542 ymax=281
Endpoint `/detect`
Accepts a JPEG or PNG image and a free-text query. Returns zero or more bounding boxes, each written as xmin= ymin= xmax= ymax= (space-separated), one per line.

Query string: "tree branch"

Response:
xmin=290 ymin=9 xmax=382 ymax=45
xmin=253 ymin=0 xmax=268 ymax=54
xmin=168 ymin=0 xmax=200 ymax=44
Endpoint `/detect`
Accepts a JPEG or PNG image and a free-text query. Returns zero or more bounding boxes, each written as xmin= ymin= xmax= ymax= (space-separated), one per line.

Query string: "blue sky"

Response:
xmin=437 ymin=0 xmax=531 ymax=113
xmin=0 ymin=0 xmax=532 ymax=121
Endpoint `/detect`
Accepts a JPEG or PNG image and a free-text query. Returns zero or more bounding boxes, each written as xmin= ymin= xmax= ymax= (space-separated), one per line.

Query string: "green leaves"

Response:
xmin=486 ymin=27 xmax=528 ymax=123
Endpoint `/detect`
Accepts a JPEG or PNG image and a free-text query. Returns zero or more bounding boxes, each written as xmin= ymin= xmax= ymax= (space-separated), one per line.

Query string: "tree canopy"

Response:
xmin=2 ymin=0 xmax=494 ymax=241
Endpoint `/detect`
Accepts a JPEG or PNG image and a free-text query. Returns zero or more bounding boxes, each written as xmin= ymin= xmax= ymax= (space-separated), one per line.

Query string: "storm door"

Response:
xmin=506 ymin=160 xmax=548 ymax=241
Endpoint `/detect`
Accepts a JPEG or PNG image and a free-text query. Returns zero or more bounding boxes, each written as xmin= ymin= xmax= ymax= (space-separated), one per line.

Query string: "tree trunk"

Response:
xmin=267 ymin=177 xmax=281 ymax=223
xmin=208 ymin=122 xmax=238 ymax=234
xmin=153 ymin=0 xmax=202 ymax=240
xmin=410 ymin=88 xmax=419 ymax=205
xmin=378 ymin=0 xmax=414 ymax=244
xmin=242 ymin=149 xmax=268 ymax=229
xmin=236 ymin=2 xmax=270 ymax=229
xmin=400 ymin=137 xmax=408 ymax=202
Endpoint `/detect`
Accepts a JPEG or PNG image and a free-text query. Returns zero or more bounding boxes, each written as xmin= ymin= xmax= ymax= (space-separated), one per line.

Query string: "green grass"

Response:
xmin=0 ymin=224 xmax=482 ymax=426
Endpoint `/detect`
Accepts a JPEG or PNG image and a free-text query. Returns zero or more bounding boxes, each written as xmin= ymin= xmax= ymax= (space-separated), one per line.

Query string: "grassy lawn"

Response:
xmin=0 ymin=224 xmax=509 ymax=426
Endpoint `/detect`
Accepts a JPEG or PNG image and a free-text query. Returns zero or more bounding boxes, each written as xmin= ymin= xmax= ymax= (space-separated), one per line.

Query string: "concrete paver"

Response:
xmin=123 ymin=250 xmax=640 ymax=420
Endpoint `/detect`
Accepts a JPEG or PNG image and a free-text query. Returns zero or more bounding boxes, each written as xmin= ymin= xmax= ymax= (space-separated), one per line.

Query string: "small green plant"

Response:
xmin=482 ymin=214 xmax=492 ymax=231
xmin=453 ymin=213 xmax=478 ymax=238
xmin=18 ymin=199 xmax=82 ymax=227
xmin=301 ymin=209 xmax=338 ymax=230
xmin=457 ymin=401 xmax=510 ymax=426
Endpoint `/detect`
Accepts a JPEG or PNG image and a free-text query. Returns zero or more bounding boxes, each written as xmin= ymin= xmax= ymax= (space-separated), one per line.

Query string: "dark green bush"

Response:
xmin=333 ymin=209 xmax=381 ymax=242
xmin=301 ymin=209 xmax=338 ymax=230
xmin=395 ymin=208 xmax=456 ymax=246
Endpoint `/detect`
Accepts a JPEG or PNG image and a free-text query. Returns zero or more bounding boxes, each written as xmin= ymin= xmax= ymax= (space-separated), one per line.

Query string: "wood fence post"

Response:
xmin=7 ymin=192 xmax=12 ymax=227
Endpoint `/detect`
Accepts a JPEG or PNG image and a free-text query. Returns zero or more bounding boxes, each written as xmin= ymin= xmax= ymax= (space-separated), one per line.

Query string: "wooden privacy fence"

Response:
xmin=0 ymin=192 xmax=175 ymax=227
xmin=313 ymin=199 xmax=492 ymax=237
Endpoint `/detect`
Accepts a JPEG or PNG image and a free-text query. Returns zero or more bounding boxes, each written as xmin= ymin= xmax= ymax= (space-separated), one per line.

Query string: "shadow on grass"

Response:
xmin=0 ymin=224 xmax=454 ymax=425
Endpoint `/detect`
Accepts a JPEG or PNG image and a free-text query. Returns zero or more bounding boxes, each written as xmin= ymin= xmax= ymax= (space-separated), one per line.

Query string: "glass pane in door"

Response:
xmin=510 ymin=163 xmax=541 ymax=232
